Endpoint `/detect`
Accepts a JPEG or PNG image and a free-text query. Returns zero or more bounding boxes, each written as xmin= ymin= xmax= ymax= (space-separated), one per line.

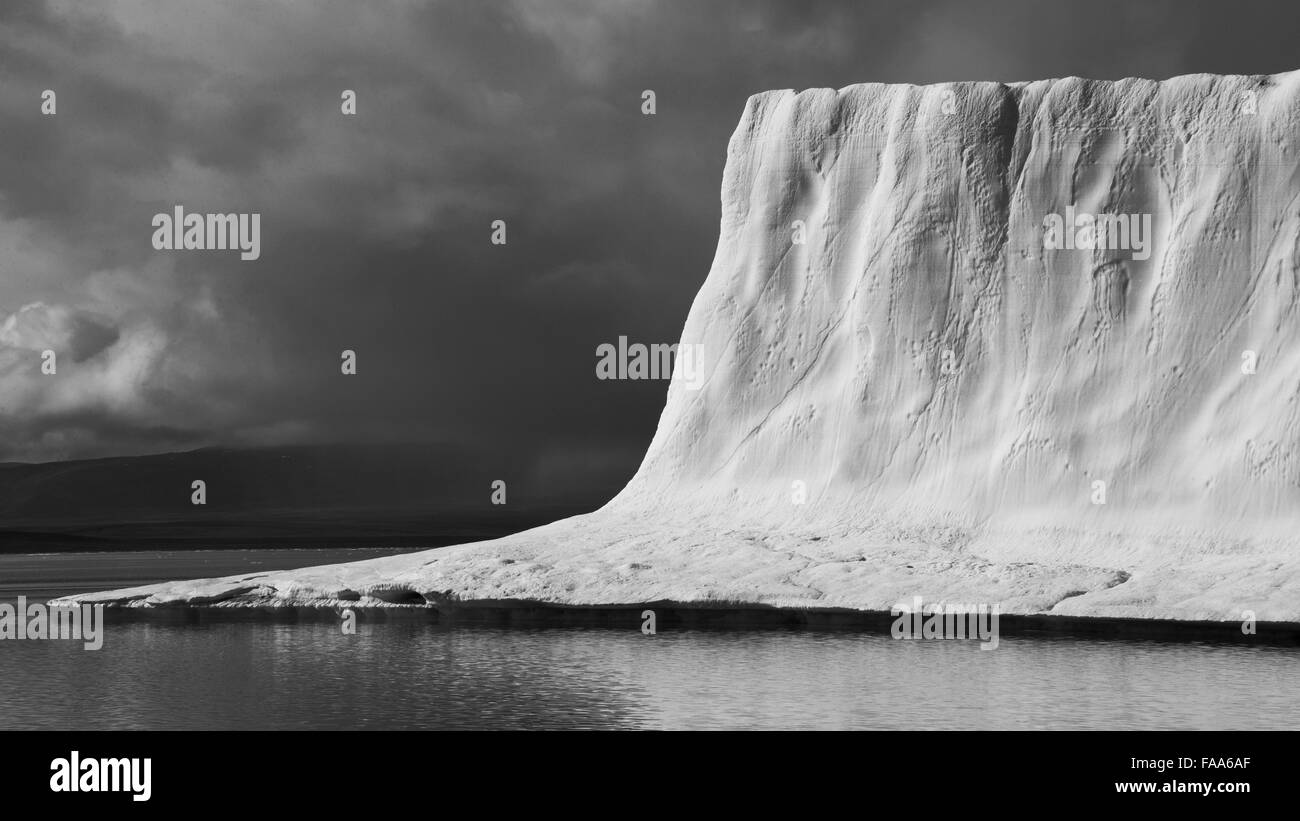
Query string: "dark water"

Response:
xmin=1 ymin=550 xmax=1298 ymax=730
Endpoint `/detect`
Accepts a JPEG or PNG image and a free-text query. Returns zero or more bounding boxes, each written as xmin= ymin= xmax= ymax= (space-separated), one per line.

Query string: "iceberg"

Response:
xmin=56 ymin=71 xmax=1300 ymax=622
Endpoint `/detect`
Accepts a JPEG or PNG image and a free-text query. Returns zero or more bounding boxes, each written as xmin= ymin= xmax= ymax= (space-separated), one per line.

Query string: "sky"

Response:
xmin=1 ymin=0 xmax=1298 ymax=491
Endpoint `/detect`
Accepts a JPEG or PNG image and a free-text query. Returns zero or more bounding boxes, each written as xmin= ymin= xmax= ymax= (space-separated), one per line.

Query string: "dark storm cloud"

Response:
xmin=1 ymin=0 xmax=1298 ymax=491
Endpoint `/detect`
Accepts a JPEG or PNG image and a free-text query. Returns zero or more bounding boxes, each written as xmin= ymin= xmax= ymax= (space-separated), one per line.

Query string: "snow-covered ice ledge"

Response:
xmin=49 ymin=510 xmax=1300 ymax=623
xmin=52 ymin=71 xmax=1300 ymax=624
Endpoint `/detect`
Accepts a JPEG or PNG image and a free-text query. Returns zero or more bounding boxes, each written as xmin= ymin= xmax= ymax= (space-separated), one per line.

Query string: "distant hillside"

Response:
xmin=0 ymin=444 xmax=611 ymax=552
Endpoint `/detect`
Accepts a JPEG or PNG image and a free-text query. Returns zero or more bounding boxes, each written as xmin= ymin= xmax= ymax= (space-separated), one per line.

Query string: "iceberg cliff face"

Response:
xmin=625 ymin=73 xmax=1300 ymax=528
xmin=59 ymin=72 xmax=1300 ymax=621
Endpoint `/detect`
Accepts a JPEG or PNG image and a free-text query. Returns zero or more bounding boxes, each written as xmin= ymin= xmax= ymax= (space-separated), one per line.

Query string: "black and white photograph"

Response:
xmin=0 ymin=0 xmax=1294 ymax=806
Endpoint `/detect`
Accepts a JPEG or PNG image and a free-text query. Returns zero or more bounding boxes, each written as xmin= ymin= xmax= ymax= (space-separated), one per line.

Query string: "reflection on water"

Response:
xmin=2 ymin=620 xmax=1297 ymax=730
